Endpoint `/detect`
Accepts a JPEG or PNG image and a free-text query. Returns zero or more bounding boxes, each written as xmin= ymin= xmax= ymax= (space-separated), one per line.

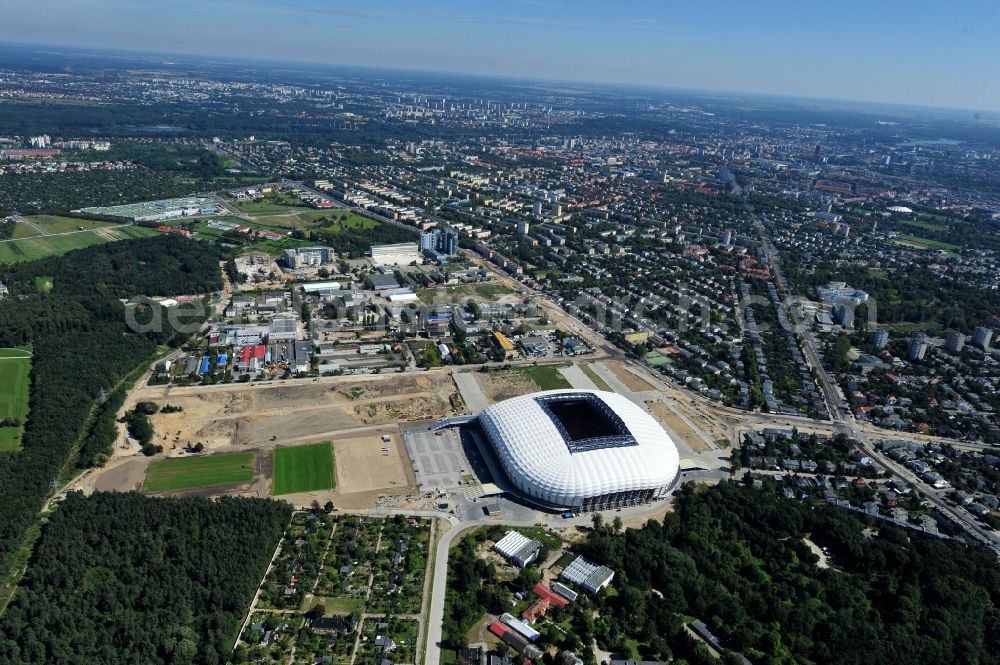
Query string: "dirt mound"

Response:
xmin=354 ymin=395 xmax=444 ymax=424
xmin=476 ymin=370 xmax=536 ymax=402
xmin=191 ymin=419 xmax=239 ymax=448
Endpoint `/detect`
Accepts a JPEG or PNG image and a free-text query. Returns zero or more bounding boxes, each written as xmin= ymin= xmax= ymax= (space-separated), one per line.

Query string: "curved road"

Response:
xmin=421 ymin=515 xmax=540 ymax=665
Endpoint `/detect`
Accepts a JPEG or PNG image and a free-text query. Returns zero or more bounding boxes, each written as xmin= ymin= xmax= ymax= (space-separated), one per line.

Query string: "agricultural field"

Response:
xmin=0 ymin=348 xmax=32 ymax=452
xmin=892 ymin=234 xmax=960 ymax=252
xmin=0 ymin=224 xmax=157 ymax=264
xmin=17 ymin=215 xmax=120 ymax=235
xmin=142 ymin=450 xmax=255 ymax=493
xmin=272 ymin=442 xmax=336 ymax=495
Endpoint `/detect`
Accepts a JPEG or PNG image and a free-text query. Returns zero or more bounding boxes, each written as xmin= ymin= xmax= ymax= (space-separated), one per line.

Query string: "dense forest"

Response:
xmin=0 ymin=98 xmax=512 ymax=148
xmin=0 ymin=137 xmax=269 ymax=216
xmin=0 ymin=491 xmax=291 ymax=665
xmin=575 ymin=482 xmax=1000 ymax=665
xmin=782 ymin=257 xmax=1000 ymax=332
xmin=443 ymin=482 xmax=1000 ymax=665
xmin=0 ymin=236 xmax=222 ymax=580
xmin=0 ymin=169 xmax=201 ymax=217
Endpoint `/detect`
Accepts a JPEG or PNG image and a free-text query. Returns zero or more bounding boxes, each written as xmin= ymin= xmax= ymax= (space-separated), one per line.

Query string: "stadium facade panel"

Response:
xmin=479 ymin=390 xmax=680 ymax=511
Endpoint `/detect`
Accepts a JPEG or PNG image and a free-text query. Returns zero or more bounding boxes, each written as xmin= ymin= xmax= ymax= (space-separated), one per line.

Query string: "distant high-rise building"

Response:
xmin=972 ymin=326 xmax=993 ymax=349
xmin=532 ymin=202 xmax=543 ymax=217
xmin=553 ymin=204 xmax=563 ymax=217
xmin=283 ymin=246 xmax=336 ymax=268
xmin=443 ymin=229 xmax=458 ymax=256
xmin=419 ymin=229 xmax=440 ymax=252
xmin=906 ymin=333 xmax=928 ymax=361
xmin=517 ymin=220 xmax=530 ymax=235
xmin=945 ymin=331 xmax=965 ymax=353
xmin=721 ymin=229 xmax=733 ymax=246
xmin=831 ymin=303 xmax=854 ymax=327
xmin=869 ymin=329 xmax=890 ymax=349
xmin=419 ymin=228 xmax=458 ymax=258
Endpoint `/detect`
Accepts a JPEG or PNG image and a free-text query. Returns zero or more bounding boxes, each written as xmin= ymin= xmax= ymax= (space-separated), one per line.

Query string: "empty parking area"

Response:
xmin=404 ymin=427 xmax=481 ymax=495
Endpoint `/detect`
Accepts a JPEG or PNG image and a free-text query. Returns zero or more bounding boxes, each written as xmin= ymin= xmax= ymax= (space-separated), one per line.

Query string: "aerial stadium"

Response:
xmin=478 ymin=389 xmax=680 ymax=512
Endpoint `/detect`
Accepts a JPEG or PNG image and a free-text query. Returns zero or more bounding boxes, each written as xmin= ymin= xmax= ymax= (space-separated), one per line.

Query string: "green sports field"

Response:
xmin=0 ymin=225 xmax=158 ymax=264
xmin=0 ymin=349 xmax=32 ymax=451
xmin=143 ymin=451 xmax=256 ymax=493
xmin=18 ymin=215 xmax=120 ymax=236
xmin=523 ymin=364 xmax=572 ymax=391
xmin=272 ymin=442 xmax=336 ymax=495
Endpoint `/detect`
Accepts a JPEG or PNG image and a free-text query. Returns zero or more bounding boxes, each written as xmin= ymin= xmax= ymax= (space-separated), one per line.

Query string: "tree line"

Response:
xmin=0 ymin=169 xmax=198 ymax=217
xmin=311 ymin=222 xmax=418 ymax=259
xmin=0 ymin=236 xmax=222 ymax=579
xmin=0 ymin=491 xmax=290 ymax=664
xmin=577 ymin=481 xmax=1000 ymax=665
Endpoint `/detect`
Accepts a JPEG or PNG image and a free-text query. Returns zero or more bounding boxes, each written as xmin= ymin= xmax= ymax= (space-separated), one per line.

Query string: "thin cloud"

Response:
xmin=212 ymin=0 xmax=662 ymax=34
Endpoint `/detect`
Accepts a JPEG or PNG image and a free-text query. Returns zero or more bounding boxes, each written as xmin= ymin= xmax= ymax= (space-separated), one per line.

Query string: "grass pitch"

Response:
xmin=272 ymin=442 xmax=336 ymax=495
xmin=0 ymin=225 xmax=157 ymax=264
xmin=523 ymin=364 xmax=572 ymax=391
xmin=143 ymin=451 xmax=255 ymax=493
xmin=0 ymin=349 xmax=31 ymax=452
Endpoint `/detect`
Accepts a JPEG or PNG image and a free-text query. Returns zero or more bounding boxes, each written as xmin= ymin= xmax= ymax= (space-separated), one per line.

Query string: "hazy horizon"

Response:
xmin=0 ymin=0 xmax=998 ymax=112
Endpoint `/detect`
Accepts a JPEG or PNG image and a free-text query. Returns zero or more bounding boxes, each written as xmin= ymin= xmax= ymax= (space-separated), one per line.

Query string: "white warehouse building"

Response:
xmin=369 ymin=242 xmax=420 ymax=266
xmin=478 ymin=390 xmax=680 ymax=511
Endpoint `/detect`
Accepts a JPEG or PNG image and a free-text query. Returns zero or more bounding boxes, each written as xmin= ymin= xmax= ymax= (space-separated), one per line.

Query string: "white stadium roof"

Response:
xmin=479 ymin=389 xmax=680 ymax=511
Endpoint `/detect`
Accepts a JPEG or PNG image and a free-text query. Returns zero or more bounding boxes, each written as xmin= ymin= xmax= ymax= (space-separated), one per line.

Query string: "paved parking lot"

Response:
xmin=404 ymin=427 xmax=478 ymax=494
xmin=453 ymin=372 xmax=488 ymax=413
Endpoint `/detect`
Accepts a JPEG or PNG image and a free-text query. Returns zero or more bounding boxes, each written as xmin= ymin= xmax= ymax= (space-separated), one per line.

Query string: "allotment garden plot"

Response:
xmin=240 ymin=510 xmax=433 ymax=665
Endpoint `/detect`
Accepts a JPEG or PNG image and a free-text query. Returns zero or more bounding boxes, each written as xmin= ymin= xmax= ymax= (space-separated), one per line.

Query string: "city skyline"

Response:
xmin=1 ymin=0 xmax=998 ymax=112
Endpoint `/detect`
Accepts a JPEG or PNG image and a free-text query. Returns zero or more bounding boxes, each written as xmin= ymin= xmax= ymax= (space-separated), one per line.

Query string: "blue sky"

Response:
xmin=1 ymin=0 xmax=998 ymax=110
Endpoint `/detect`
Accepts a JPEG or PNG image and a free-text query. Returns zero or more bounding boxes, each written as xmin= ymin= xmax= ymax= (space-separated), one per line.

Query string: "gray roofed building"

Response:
xmin=493 ymin=531 xmax=542 ymax=568
xmin=560 ymin=555 xmax=614 ymax=593
xmin=268 ymin=316 xmax=298 ymax=341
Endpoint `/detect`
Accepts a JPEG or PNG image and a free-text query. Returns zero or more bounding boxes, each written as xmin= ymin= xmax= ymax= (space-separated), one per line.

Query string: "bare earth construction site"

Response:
xmin=72 ymin=372 xmax=468 ymax=508
xmin=72 ymin=358 xmax=731 ymax=518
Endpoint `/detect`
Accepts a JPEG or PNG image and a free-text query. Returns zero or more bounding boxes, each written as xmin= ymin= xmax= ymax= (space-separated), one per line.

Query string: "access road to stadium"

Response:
xmin=417 ymin=485 xmax=689 ymax=665
xmin=449 ymin=360 xmax=731 ymax=486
